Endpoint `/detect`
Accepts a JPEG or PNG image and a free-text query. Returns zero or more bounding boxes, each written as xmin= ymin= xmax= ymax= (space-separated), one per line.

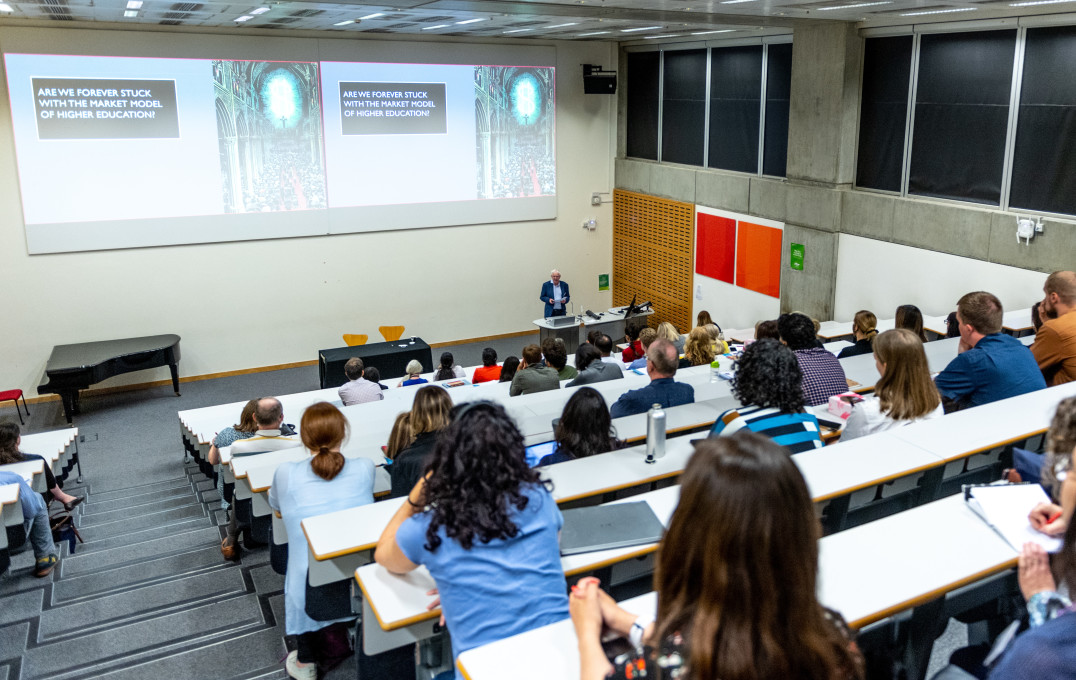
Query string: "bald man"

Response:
xmin=609 ymin=338 xmax=694 ymax=418
xmin=1033 ymin=271 xmax=1076 ymax=385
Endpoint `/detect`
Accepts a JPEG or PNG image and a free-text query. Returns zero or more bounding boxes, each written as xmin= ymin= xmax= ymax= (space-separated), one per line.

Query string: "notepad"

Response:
xmin=965 ymin=483 xmax=1063 ymax=553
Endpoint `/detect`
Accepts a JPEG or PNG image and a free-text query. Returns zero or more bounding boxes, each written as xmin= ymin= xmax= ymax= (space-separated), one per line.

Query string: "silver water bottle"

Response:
xmin=645 ymin=403 xmax=666 ymax=464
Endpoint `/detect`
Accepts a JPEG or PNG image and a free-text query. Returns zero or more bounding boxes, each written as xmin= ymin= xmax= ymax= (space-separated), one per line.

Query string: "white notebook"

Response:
xmin=965 ymin=483 xmax=1064 ymax=553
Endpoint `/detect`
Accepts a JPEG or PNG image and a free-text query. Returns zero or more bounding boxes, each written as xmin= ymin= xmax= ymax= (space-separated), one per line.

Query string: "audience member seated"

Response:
xmin=703 ymin=323 xmax=729 ymax=355
xmin=221 ymin=397 xmax=300 ymax=561
xmin=779 ymin=313 xmax=849 ymax=406
xmin=620 ymin=321 xmax=646 ymax=363
xmin=432 ymin=352 xmax=466 ymax=382
xmin=206 ymin=399 xmax=258 ymax=513
xmin=596 ymin=334 xmax=619 ymax=364
xmin=570 ymin=433 xmax=864 ymax=680
xmin=375 ymin=401 xmax=570 ymax=672
xmin=363 ymin=366 xmax=388 ymax=391
xmin=678 ymin=327 xmax=715 ymax=368
xmin=697 ymin=309 xmax=713 ymax=327
xmin=538 ymin=387 xmax=623 ymax=466
xmin=842 ymin=329 xmax=943 ymax=440
xmin=1032 ymin=271 xmax=1076 ymax=386
xmin=710 ymin=338 xmax=822 ymax=453
xmin=935 ymin=291 xmax=1045 ymax=410
xmin=389 ymin=386 xmax=452 ymax=499
xmin=567 ymin=343 xmax=623 ymax=387
xmin=269 ymin=402 xmax=375 ymax=680
xmin=895 ymin=304 xmax=928 ymax=342
xmin=510 ymin=344 xmax=560 ymax=396
xmin=543 ymin=338 xmax=577 ymax=380
xmin=337 ymin=357 xmax=383 ymax=406
xmin=609 ymin=339 xmax=694 ymax=418
xmin=1027 ymin=398 xmax=1076 ymax=538
xmin=656 ymin=321 xmax=685 ymax=354
xmin=398 ymin=360 xmax=429 ymax=387
xmin=0 ymin=423 xmax=83 ymax=510
xmin=837 ymin=310 xmax=878 ymax=358
xmin=0 ymin=470 xmax=58 ymax=577
xmin=627 ymin=327 xmax=658 ymax=370
xmin=498 ymin=356 xmax=520 ymax=383
xmin=383 ymin=412 xmax=412 ymax=462
xmin=586 ymin=329 xmax=603 ymax=345
xmin=755 ymin=318 xmax=780 ymax=341
xmin=471 ymin=348 xmax=502 ymax=384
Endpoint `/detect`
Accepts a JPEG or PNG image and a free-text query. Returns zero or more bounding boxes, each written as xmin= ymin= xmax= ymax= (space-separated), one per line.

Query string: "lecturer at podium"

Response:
xmin=540 ymin=269 xmax=570 ymax=318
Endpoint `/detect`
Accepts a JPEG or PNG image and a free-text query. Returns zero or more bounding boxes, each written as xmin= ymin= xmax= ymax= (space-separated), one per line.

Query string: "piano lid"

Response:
xmin=44 ymin=334 xmax=181 ymax=375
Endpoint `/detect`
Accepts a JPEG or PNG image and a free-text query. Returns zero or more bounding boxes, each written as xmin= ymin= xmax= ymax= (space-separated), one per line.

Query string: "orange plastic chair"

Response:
xmin=379 ymin=326 xmax=405 ymax=342
xmin=342 ymin=334 xmax=368 ymax=347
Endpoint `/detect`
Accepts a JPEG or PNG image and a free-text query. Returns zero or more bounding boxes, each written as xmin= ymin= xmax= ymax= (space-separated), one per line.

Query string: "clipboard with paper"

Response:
xmin=963 ymin=482 xmax=1063 ymax=553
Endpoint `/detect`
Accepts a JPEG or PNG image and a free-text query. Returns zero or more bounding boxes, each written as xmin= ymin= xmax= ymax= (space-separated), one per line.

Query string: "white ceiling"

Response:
xmin=0 ymin=0 xmax=1072 ymax=40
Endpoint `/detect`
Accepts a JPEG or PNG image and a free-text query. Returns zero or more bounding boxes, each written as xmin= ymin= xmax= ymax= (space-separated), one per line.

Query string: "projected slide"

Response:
xmin=3 ymin=51 xmax=556 ymax=253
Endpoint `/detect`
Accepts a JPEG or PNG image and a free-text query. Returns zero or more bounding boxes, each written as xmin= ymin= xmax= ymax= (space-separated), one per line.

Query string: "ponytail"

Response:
xmin=311 ymin=446 xmax=345 ymax=481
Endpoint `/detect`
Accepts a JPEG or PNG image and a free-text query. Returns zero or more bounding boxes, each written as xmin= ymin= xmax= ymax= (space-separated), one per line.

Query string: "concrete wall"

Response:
xmin=0 ymin=28 xmax=618 ymax=396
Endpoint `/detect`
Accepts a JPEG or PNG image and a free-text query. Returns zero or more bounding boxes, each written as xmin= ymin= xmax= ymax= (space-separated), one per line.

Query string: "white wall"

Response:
xmin=0 ymin=27 xmax=618 ymax=396
xmin=833 ymin=234 xmax=1048 ymax=321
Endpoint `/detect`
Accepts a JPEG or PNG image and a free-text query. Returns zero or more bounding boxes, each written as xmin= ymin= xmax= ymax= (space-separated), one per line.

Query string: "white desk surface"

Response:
xmin=0 ymin=459 xmax=45 ymax=492
xmin=1002 ymin=308 xmax=1033 ymax=333
xmin=455 ymin=495 xmax=1017 ymax=680
xmin=724 ymin=327 xmax=755 ymax=343
xmin=922 ymin=315 xmax=951 ymax=336
xmin=19 ymin=428 xmax=77 ymax=464
xmin=793 ymin=431 xmax=941 ymax=502
xmin=233 ymin=448 xmax=311 ymax=489
xmin=824 ymin=340 xmax=853 ymax=356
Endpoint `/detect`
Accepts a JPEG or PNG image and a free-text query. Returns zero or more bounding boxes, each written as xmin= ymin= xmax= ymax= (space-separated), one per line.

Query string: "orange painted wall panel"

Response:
xmin=735 ymin=221 xmax=782 ymax=298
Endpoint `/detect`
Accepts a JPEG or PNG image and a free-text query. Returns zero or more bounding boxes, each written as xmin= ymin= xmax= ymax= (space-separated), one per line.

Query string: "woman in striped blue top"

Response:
xmin=710 ymin=338 xmax=823 ymax=454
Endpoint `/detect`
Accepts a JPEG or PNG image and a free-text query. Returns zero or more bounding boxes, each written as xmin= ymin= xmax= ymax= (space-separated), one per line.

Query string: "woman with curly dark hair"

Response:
xmin=538 ymin=387 xmax=623 ymax=466
xmin=709 ymin=338 xmax=823 ymax=453
xmin=375 ymin=400 xmax=569 ymax=668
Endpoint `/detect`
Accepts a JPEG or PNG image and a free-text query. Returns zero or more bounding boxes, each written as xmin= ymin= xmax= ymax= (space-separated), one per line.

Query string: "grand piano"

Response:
xmin=38 ymin=334 xmax=182 ymax=423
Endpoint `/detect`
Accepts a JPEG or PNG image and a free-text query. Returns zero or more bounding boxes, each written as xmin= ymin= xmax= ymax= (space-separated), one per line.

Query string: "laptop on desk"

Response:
xmin=559 ymin=501 xmax=665 ymax=556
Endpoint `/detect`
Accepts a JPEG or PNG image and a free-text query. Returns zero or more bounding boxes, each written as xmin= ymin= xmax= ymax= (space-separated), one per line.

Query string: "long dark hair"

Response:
xmin=731 ymin=338 xmax=805 ymax=414
xmin=555 ymin=388 xmax=619 ymax=460
xmin=418 ymin=401 xmax=548 ymax=551
xmin=894 ymin=304 xmax=927 ymax=342
xmin=0 ymin=423 xmax=21 ymax=465
xmin=655 ymin=433 xmax=862 ymax=680
xmin=434 ymin=352 xmax=456 ymax=381
xmin=499 ymin=356 xmax=520 ymax=382
xmin=574 ymin=343 xmax=602 ymax=371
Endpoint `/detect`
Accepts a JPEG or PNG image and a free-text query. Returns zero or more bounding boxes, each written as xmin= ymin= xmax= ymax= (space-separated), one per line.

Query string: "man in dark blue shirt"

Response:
xmin=610 ymin=338 xmax=694 ymax=418
xmin=935 ymin=291 xmax=1046 ymax=409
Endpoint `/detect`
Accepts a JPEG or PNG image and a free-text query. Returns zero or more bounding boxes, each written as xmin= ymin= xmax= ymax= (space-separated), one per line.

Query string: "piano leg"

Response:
xmin=170 ymin=362 xmax=181 ymax=397
xmin=59 ymin=390 xmax=76 ymax=424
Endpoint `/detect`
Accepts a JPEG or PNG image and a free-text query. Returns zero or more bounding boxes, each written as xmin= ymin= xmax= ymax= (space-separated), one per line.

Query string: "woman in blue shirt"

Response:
xmin=375 ymin=400 xmax=569 ymax=675
xmin=269 ymin=402 xmax=375 ymax=680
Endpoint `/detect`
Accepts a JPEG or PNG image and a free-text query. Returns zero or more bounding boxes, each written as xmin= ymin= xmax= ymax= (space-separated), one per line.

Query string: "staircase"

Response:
xmin=0 ymin=462 xmax=290 ymax=680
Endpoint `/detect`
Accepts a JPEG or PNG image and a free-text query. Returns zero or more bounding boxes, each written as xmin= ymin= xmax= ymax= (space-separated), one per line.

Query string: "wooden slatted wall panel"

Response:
xmin=612 ymin=189 xmax=695 ymax=333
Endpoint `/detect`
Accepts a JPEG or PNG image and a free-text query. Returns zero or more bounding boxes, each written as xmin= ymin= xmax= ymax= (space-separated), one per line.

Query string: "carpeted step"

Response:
xmin=39 ymin=568 xmax=248 ymax=641
xmin=59 ymin=526 xmax=223 ymax=576
xmin=86 ymin=478 xmax=195 ymax=503
xmin=85 ymin=484 xmax=200 ymax=513
xmin=52 ymin=546 xmax=229 ymax=603
xmin=0 ymin=588 xmax=45 ymax=626
xmin=78 ymin=495 xmax=201 ymax=527
xmin=22 ymin=593 xmax=267 ymax=678
xmin=75 ymin=627 xmax=288 ymax=680
xmin=66 ymin=516 xmax=215 ymax=556
xmin=75 ymin=505 xmax=207 ymax=540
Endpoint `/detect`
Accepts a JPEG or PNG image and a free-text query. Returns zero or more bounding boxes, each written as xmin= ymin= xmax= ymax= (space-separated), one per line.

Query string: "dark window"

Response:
xmin=626 ymin=51 xmax=660 ymax=161
xmin=661 ymin=49 xmax=707 ymax=166
xmin=909 ymin=30 xmax=1016 ymax=204
xmin=856 ymin=36 xmax=913 ymax=192
xmin=708 ymin=46 xmax=762 ymax=173
xmin=762 ymin=42 xmax=792 ymax=177
xmin=1010 ymin=25 xmax=1076 ymax=216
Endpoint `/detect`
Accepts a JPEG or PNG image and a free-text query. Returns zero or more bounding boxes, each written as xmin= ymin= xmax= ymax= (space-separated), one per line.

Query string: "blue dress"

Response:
xmin=269 ymin=456 xmax=375 ymax=635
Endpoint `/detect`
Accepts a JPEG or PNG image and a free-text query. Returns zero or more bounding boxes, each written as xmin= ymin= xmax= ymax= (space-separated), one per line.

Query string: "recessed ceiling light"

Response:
xmin=546 ymin=22 xmax=579 ymax=27
xmin=577 ymin=30 xmax=610 ymax=36
xmin=123 ymin=9 xmax=138 ymax=16
xmin=1009 ymin=0 xmax=1071 ymax=5
xmin=0 ymin=3 xmax=13 ymax=11
xmin=126 ymin=0 xmax=142 ymax=8
xmin=234 ymin=14 xmax=252 ymax=21
xmin=334 ymin=19 xmax=353 ymax=25
xmin=644 ymin=34 xmax=680 ymax=38
xmin=899 ymin=6 xmax=976 ymax=14
xmin=250 ymin=6 xmax=270 ymax=13
xmin=504 ymin=27 xmax=533 ymax=32
xmin=690 ymin=29 xmax=736 ymax=34
xmin=358 ymin=12 xmax=384 ymax=19
xmin=721 ymin=0 xmax=757 ymax=4
xmin=422 ymin=24 xmax=450 ymax=29
xmin=620 ymin=25 xmax=662 ymax=32
xmin=817 ymin=1 xmax=890 ymax=8
xmin=456 ymin=17 xmax=485 ymax=24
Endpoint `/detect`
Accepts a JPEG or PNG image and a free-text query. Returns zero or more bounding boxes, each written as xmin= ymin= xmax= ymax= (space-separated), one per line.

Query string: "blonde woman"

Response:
xmin=842 ymin=329 xmax=943 ymax=440
xmin=838 ymin=310 xmax=879 ymax=358
xmin=703 ymin=323 xmax=729 ymax=355
xmin=656 ymin=321 xmax=685 ymax=354
xmin=678 ymin=327 xmax=716 ymax=368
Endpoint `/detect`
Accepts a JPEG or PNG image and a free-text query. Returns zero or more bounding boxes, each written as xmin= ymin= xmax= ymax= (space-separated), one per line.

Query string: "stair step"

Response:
xmin=75 ymin=627 xmax=287 ymax=680
xmin=68 ymin=517 xmax=217 ymax=556
xmin=60 ymin=527 xmax=222 ymax=577
xmin=76 ymin=505 xmax=207 ymax=541
xmin=86 ymin=478 xmax=194 ymax=503
xmin=0 ymin=588 xmax=45 ymax=626
xmin=39 ymin=568 xmax=248 ymax=641
xmin=23 ymin=593 xmax=266 ymax=678
xmin=78 ymin=495 xmax=201 ymax=527
xmin=52 ymin=546 xmax=228 ymax=603
xmin=86 ymin=484 xmax=199 ymax=513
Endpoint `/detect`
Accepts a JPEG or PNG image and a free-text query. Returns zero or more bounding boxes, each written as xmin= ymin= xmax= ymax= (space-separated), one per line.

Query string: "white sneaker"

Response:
xmin=285 ymin=650 xmax=317 ymax=680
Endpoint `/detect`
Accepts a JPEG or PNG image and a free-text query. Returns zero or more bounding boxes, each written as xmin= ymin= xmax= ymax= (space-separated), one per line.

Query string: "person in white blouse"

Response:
xmin=842 ymin=328 xmax=944 ymax=440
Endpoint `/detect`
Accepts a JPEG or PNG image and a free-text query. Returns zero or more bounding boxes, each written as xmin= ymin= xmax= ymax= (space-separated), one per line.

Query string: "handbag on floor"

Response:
xmin=50 ymin=508 xmax=84 ymax=554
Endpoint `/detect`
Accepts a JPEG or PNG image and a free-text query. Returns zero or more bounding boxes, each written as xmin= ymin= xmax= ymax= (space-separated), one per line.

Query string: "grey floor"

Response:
xmin=0 ymin=328 xmax=969 ymax=679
